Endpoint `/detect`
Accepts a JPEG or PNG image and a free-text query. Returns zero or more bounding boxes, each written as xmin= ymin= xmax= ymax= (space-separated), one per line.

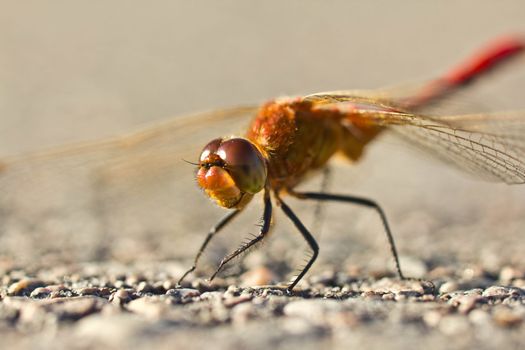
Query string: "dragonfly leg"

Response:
xmin=310 ymin=166 xmax=332 ymax=237
xmin=289 ymin=190 xmax=406 ymax=280
xmin=209 ymin=188 xmax=272 ymax=282
xmin=177 ymin=208 xmax=242 ymax=286
xmin=275 ymin=194 xmax=319 ymax=292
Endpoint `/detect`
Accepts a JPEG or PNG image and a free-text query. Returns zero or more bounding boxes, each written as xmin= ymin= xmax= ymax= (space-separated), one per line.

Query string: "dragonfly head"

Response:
xmin=196 ymin=137 xmax=267 ymax=208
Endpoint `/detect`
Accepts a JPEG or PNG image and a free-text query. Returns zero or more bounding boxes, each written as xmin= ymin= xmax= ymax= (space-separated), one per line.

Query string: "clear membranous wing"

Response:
xmin=0 ymin=106 xmax=259 ymax=263
xmin=306 ymin=91 xmax=525 ymax=184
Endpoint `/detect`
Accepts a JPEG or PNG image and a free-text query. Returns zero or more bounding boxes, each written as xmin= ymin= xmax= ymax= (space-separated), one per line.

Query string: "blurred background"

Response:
xmin=1 ymin=1 xmax=524 ymax=282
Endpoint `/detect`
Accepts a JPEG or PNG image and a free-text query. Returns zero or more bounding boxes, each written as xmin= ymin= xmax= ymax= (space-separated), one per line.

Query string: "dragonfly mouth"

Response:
xmin=197 ymin=165 xmax=244 ymax=208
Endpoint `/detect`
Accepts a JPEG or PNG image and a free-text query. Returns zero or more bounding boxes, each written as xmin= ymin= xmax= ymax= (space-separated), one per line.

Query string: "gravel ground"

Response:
xmin=2 ymin=2 xmax=525 ymax=349
xmin=1 ymin=261 xmax=524 ymax=350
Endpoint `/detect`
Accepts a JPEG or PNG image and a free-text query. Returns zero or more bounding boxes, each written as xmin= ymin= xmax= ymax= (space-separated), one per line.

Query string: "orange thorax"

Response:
xmin=246 ymin=99 xmax=383 ymax=189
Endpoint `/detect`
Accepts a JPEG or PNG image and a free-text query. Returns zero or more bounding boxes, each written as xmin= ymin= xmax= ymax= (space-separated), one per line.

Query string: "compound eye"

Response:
xmin=199 ymin=138 xmax=223 ymax=163
xmin=217 ymin=138 xmax=267 ymax=194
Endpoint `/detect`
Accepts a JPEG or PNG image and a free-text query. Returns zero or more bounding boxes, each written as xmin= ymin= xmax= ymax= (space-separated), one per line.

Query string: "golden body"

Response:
xmin=246 ymin=98 xmax=384 ymax=191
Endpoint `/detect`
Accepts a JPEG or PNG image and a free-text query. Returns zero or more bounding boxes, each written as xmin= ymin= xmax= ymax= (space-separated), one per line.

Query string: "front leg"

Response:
xmin=209 ymin=187 xmax=272 ymax=282
xmin=276 ymin=193 xmax=320 ymax=292
xmin=178 ymin=208 xmax=242 ymax=286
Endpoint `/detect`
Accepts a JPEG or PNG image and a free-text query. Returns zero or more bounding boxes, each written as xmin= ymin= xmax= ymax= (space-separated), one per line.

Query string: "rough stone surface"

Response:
xmin=1 ymin=263 xmax=525 ymax=349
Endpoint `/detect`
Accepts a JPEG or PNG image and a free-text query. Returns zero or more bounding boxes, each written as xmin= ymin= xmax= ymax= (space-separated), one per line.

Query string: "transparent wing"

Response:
xmin=0 ymin=105 xmax=259 ymax=263
xmin=307 ymin=93 xmax=525 ymax=184
xmin=305 ymin=90 xmax=407 ymax=111
xmin=305 ymin=88 xmax=487 ymax=115
xmin=387 ymin=112 xmax=525 ymax=184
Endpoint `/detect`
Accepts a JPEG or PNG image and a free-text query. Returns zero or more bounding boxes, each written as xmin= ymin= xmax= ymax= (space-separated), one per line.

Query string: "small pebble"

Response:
xmin=230 ymin=302 xmax=255 ymax=324
xmin=46 ymin=285 xmax=68 ymax=292
xmin=30 ymin=287 xmax=51 ymax=299
xmin=223 ymin=295 xmax=252 ymax=308
xmin=499 ymin=266 xmax=524 ymax=283
xmin=492 ymin=307 xmax=524 ymax=328
xmin=428 ymin=266 xmax=455 ymax=279
xmin=420 ymin=294 xmax=436 ymax=302
xmin=282 ymin=317 xmax=321 ymax=336
xmin=113 ymin=280 xmax=127 ymax=289
xmin=438 ymin=315 xmax=470 ymax=336
xmin=381 ymin=292 xmax=395 ymax=301
xmin=78 ymin=287 xmax=100 ymax=296
xmin=7 ymin=279 xmax=46 ymax=296
xmin=165 ymin=288 xmax=200 ymax=302
xmin=127 ymin=297 xmax=165 ymax=319
xmin=396 ymin=290 xmax=422 ymax=300
xmin=199 ymin=291 xmax=223 ymax=301
xmin=125 ymin=274 xmax=145 ymax=286
xmin=137 ymin=282 xmax=155 ymax=294
xmin=462 ymin=266 xmax=487 ymax=280
xmin=482 ymin=286 xmax=522 ymax=299
xmin=162 ymin=280 xmax=176 ymax=291
xmin=423 ymin=310 xmax=442 ymax=327
xmin=456 ymin=295 xmax=485 ymax=314
xmin=283 ymin=299 xmax=342 ymax=320
xmin=224 ymin=285 xmax=242 ymax=298
xmin=191 ymin=278 xmax=215 ymax=291
xmin=328 ymin=311 xmax=360 ymax=328
xmin=468 ymin=309 xmax=491 ymax=326
xmin=52 ymin=297 xmax=105 ymax=321
xmin=308 ymin=270 xmax=336 ymax=286
xmin=240 ymin=267 xmax=275 ymax=287
xmin=439 ymin=281 xmax=459 ymax=294
xmin=512 ymin=279 xmax=525 ymax=289
xmin=98 ymin=288 xmax=112 ymax=297
xmin=152 ymin=281 xmax=167 ymax=294
xmin=361 ymin=291 xmax=383 ymax=300
xmin=110 ymin=289 xmax=132 ymax=305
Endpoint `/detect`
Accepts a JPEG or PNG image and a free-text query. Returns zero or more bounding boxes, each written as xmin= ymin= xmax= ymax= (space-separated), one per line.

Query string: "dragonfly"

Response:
xmin=0 ymin=36 xmax=524 ymax=292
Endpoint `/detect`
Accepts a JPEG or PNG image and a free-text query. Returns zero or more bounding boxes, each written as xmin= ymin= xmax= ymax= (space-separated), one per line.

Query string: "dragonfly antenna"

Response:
xmin=182 ymin=158 xmax=200 ymax=166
